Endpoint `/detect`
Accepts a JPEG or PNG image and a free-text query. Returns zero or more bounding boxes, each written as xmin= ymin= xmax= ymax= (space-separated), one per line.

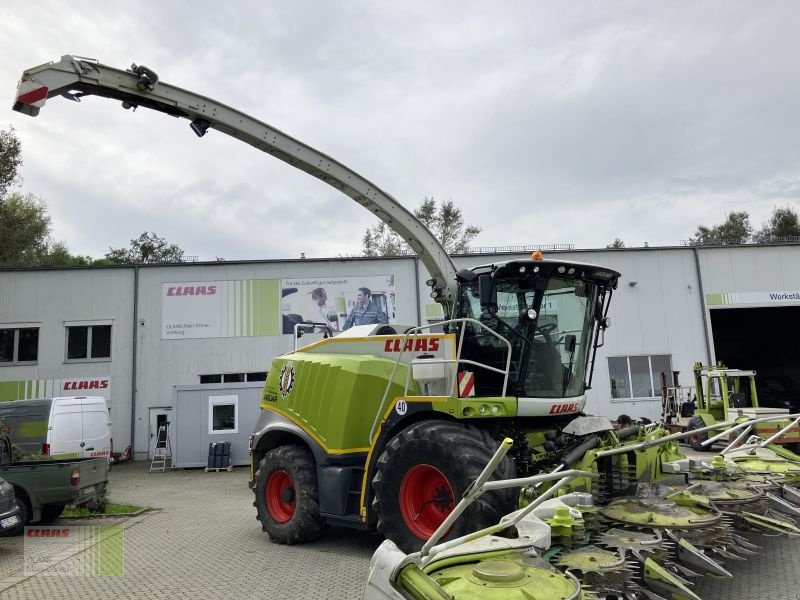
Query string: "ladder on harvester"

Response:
xmin=149 ymin=422 xmax=172 ymax=473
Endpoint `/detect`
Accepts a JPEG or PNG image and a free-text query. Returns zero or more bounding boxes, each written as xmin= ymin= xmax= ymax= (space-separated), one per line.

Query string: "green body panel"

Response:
xmin=429 ymin=396 xmax=517 ymax=420
xmin=262 ymin=352 xmax=420 ymax=451
xmin=426 ymin=557 xmax=581 ymax=599
xmin=261 ymin=349 xmax=520 ymax=453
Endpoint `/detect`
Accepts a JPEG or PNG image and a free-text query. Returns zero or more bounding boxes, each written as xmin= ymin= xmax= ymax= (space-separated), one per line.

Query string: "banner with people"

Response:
xmin=280 ymin=275 xmax=397 ymax=334
xmin=160 ymin=276 xmax=397 ymax=339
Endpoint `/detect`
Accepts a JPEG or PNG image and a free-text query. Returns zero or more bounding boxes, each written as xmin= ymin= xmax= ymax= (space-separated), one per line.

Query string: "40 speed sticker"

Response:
xmin=395 ymin=400 xmax=408 ymax=415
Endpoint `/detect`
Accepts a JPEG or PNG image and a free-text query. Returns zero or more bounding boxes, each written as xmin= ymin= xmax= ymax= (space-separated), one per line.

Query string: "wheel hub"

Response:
xmin=265 ymin=469 xmax=296 ymax=523
xmin=399 ymin=464 xmax=455 ymax=540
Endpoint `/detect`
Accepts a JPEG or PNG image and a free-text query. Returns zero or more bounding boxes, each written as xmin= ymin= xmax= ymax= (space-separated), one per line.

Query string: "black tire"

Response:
xmin=39 ymin=504 xmax=65 ymax=524
xmin=371 ymin=420 xmax=516 ymax=554
xmin=688 ymin=416 xmax=712 ymax=452
xmin=253 ymin=445 xmax=325 ymax=544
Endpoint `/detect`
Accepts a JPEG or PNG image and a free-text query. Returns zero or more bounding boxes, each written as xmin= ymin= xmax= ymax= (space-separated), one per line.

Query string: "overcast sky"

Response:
xmin=2 ymin=2 xmax=798 ymax=261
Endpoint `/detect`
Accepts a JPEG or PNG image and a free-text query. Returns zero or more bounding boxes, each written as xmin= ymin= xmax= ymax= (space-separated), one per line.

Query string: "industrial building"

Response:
xmin=1 ymin=243 xmax=798 ymax=461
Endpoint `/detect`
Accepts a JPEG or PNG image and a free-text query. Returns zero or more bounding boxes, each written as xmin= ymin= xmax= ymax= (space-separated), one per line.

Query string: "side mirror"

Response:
xmin=478 ymin=274 xmax=497 ymax=310
xmin=565 ymin=334 xmax=577 ymax=353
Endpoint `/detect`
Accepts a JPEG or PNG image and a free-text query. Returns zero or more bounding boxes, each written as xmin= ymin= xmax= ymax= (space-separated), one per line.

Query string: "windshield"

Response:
xmin=457 ymin=275 xmax=599 ymax=398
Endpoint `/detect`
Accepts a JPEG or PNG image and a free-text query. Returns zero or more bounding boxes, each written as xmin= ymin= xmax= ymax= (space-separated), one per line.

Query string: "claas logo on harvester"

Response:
xmin=549 ymin=402 xmax=580 ymax=415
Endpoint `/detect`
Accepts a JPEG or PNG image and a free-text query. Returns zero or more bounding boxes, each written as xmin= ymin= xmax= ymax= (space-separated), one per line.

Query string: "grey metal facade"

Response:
xmin=2 ymin=243 xmax=799 ymax=460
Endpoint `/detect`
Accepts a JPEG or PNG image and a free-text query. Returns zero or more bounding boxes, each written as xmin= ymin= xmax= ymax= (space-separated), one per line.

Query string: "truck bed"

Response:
xmin=0 ymin=456 xmax=109 ymax=524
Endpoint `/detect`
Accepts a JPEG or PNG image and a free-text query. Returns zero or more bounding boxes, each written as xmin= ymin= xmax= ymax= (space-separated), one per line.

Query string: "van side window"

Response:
xmin=0 ymin=327 xmax=39 ymax=364
xmin=66 ymin=325 xmax=112 ymax=361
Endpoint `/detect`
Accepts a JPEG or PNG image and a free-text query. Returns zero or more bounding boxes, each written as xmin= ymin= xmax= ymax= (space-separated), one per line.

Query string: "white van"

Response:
xmin=0 ymin=396 xmax=112 ymax=462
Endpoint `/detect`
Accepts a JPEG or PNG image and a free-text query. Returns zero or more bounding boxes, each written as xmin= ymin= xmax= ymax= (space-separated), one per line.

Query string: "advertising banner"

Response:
xmin=161 ymin=276 xmax=397 ymax=339
xmin=280 ymin=275 xmax=397 ymax=334
xmin=161 ymin=280 xmax=280 ymax=339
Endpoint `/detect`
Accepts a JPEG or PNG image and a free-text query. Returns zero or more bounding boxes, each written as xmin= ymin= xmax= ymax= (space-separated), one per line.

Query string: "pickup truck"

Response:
xmin=0 ymin=435 xmax=109 ymax=530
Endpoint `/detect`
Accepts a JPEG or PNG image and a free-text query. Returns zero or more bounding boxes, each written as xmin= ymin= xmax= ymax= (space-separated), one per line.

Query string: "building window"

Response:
xmin=608 ymin=355 xmax=673 ymax=400
xmin=0 ymin=327 xmax=39 ymax=364
xmin=209 ymin=395 xmax=238 ymax=434
xmin=66 ymin=325 xmax=112 ymax=361
xmin=200 ymin=372 xmax=267 ymax=384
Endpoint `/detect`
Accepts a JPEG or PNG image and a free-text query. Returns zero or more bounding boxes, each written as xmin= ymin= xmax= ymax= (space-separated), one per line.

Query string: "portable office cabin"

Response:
xmin=171 ymin=382 xmax=263 ymax=468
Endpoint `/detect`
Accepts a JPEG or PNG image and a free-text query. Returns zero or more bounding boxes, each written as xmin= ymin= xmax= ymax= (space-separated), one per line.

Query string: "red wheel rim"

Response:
xmin=266 ymin=469 xmax=295 ymax=523
xmin=399 ymin=464 xmax=455 ymax=540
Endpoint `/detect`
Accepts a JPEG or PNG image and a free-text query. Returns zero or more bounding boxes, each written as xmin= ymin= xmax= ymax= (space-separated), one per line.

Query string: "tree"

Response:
xmin=754 ymin=205 xmax=800 ymax=242
xmin=0 ymin=127 xmax=90 ymax=266
xmin=0 ymin=192 xmax=52 ymax=264
xmin=607 ymin=238 xmax=625 ymax=249
xmin=362 ymin=197 xmax=481 ymax=256
xmin=690 ymin=211 xmax=752 ymax=245
xmin=0 ymin=127 xmax=22 ymax=201
xmin=44 ymin=241 xmax=92 ymax=266
xmin=105 ymin=231 xmax=185 ymax=264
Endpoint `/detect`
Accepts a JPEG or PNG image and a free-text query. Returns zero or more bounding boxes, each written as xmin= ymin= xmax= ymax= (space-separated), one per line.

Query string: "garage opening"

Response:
xmin=710 ymin=306 xmax=800 ymax=411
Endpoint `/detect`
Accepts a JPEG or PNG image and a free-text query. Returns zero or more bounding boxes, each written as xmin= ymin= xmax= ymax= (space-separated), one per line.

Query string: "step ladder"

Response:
xmin=149 ymin=422 xmax=172 ymax=473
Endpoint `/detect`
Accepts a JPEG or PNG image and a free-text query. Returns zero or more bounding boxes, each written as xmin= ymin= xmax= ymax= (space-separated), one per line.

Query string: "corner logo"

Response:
xmin=279 ymin=363 xmax=295 ymax=398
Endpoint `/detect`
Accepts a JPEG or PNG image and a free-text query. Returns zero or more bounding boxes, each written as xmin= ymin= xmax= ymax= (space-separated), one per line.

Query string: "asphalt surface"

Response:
xmin=0 ymin=454 xmax=797 ymax=599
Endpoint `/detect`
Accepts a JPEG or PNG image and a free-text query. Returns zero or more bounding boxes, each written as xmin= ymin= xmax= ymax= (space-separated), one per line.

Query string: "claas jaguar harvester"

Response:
xmin=11 ymin=56 xmax=623 ymax=552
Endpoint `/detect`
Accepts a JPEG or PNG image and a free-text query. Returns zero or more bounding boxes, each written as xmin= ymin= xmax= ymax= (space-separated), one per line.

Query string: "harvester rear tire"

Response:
xmin=688 ymin=416 xmax=713 ymax=452
xmin=254 ymin=445 xmax=325 ymax=544
xmin=371 ymin=420 xmax=516 ymax=554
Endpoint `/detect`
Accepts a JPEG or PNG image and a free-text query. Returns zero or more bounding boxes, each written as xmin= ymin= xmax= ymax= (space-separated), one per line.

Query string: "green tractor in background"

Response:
xmin=683 ymin=362 xmax=800 ymax=452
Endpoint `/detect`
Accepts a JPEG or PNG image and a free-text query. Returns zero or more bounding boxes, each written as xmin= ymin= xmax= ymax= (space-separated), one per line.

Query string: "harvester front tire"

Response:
xmin=254 ymin=445 xmax=325 ymax=544
xmin=372 ymin=420 xmax=516 ymax=554
xmin=688 ymin=416 xmax=712 ymax=452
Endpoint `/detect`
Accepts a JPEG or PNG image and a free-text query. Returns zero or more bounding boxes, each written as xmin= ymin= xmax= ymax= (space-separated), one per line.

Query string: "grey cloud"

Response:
xmin=2 ymin=1 xmax=799 ymax=257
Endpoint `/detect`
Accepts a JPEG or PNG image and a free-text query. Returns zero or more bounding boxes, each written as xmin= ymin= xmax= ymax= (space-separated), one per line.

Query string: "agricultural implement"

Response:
xmin=364 ymin=415 xmax=800 ymax=600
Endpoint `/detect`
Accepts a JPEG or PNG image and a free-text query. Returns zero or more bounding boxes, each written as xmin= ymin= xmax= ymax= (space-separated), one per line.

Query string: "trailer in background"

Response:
xmin=171 ymin=382 xmax=262 ymax=468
